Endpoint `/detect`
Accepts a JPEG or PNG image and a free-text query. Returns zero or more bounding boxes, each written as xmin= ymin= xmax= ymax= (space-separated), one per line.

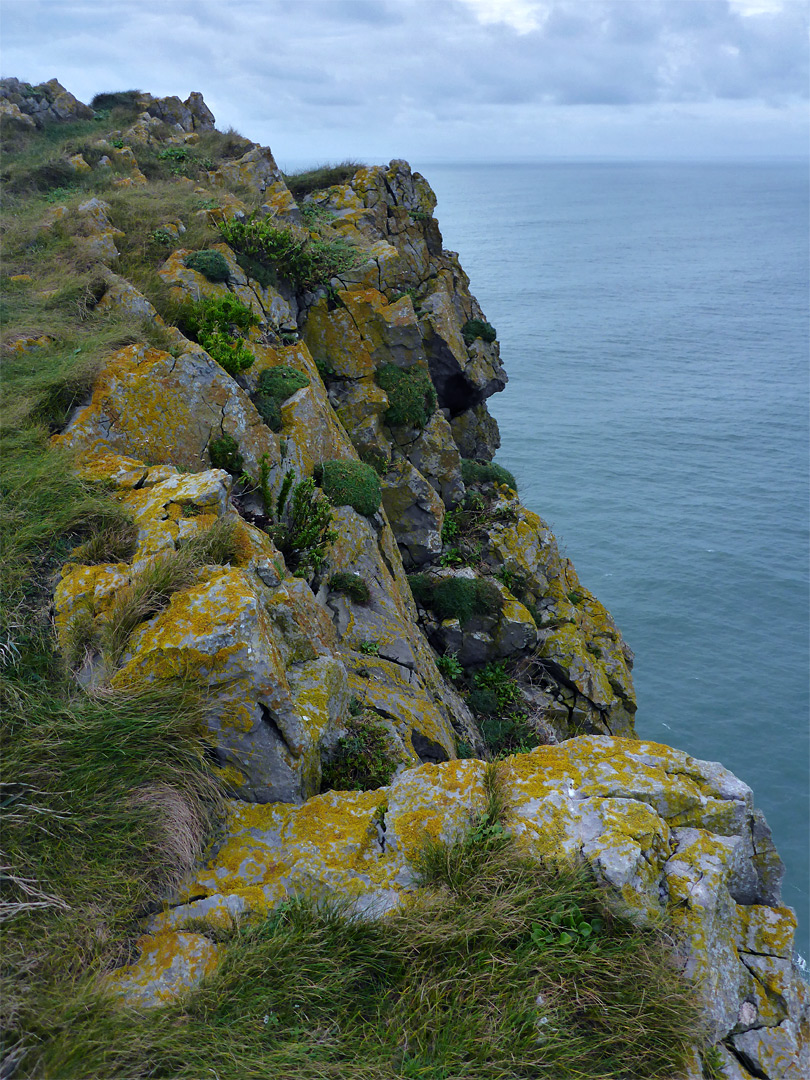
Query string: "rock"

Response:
xmin=105 ymin=931 xmax=219 ymax=1007
xmin=380 ymin=459 xmax=444 ymax=566
xmin=398 ymin=410 xmax=465 ymax=507
xmin=0 ymin=77 xmax=92 ymax=126
xmin=0 ymin=98 xmax=36 ymax=129
xmin=450 ymin=403 xmax=501 ymax=461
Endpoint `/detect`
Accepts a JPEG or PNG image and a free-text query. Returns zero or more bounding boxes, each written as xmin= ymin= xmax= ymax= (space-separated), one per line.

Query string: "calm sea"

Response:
xmin=420 ymin=161 xmax=809 ymax=961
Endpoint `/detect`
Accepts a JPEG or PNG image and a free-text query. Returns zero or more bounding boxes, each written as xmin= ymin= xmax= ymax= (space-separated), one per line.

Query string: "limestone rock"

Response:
xmin=380 ymin=459 xmax=444 ymax=567
xmin=105 ymin=931 xmax=219 ymax=1007
xmin=450 ymin=403 xmax=501 ymax=461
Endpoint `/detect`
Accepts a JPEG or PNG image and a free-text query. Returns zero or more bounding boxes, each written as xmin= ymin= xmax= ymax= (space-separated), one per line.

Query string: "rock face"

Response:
xmin=30 ymin=81 xmax=805 ymax=1075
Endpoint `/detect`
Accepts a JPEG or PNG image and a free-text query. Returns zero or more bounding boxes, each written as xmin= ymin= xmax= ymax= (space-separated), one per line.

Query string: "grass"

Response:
xmin=328 ymin=572 xmax=371 ymax=605
xmin=408 ymin=573 xmax=503 ymax=626
xmin=283 ymin=160 xmax=363 ymax=199
xmin=461 ymin=318 xmax=497 ymax=346
xmin=460 ymin=457 xmax=517 ymax=492
xmin=21 ymin=768 xmax=702 ymax=1079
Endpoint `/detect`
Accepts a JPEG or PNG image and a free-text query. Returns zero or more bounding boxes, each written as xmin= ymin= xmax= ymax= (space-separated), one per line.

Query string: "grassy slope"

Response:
xmin=1 ymin=103 xmax=701 ymax=1079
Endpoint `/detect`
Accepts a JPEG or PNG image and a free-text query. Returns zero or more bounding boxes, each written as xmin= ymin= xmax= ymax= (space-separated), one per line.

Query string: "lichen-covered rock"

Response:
xmin=0 ymin=77 xmax=93 ymax=126
xmin=451 ymin=402 xmax=502 ymax=461
xmin=105 ymin=931 xmax=220 ymax=1007
xmin=149 ymin=737 xmax=806 ymax=1078
xmin=380 ymin=459 xmax=444 ymax=567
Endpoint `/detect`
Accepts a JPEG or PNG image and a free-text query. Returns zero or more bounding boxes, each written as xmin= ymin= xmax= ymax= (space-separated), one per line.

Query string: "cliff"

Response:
xmin=1 ymin=80 xmax=806 ymax=1079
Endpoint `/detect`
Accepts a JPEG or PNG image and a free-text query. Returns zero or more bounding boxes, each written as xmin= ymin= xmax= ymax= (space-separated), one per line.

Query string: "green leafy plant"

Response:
xmin=376 ymin=363 xmax=437 ymax=430
xmin=460 ymin=457 xmax=517 ymax=491
xmin=267 ymin=470 xmax=337 ymax=577
xmin=436 ymin=653 xmax=463 ymax=681
xmin=359 ymin=640 xmax=380 ymax=655
xmin=186 ymin=293 xmax=258 ymax=376
xmin=530 ymin=905 xmax=605 ymax=949
xmin=409 ymin=574 xmax=502 ymax=628
xmin=567 ymin=589 xmax=584 ymax=605
xmin=208 ymin=434 xmax=243 ymax=474
xmin=701 ymin=1046 xmax=726 ymax=1080
xmin=408 ymin=209 xmax=431 ymax=223
xmin=315 ymin=459 xmax=381 ymax=517
xmin=467 ymin=661 xmax=539 ymax=757
xmin=328 ymin=572 xmax=370 ymax=605
xmin=461 ymin=318 xmax=497 ymax=346
xmin=252 ymin=365 xmax=309 ymax=432
xmin=320 ymin=713 xmax=398 ymax=791
xmin=184 ymin=249 xmax=231 ymax=283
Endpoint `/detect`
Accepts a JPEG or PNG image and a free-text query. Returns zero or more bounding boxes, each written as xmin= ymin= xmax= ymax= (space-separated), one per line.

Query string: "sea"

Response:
xmin=418 ymin=160 xmax=809 ymax=963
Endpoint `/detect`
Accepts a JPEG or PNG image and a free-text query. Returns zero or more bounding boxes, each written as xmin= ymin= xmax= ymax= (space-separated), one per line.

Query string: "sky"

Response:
xmin=1 ymin=0 xmax=808 ymax=165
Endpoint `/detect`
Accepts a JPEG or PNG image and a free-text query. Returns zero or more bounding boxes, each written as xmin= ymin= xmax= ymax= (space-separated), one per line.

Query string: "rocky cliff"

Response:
xmin=1 ymin=80 xmax=806 ymax=1079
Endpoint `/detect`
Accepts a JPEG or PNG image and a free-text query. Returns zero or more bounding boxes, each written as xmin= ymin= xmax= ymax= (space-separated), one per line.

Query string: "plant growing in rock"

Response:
xmin=218 ymin=215 xmax=362 ymax=291
xmin=461 ymin=318 xmax=497 ymax=346
xmin=328 ymin=572 xmax=370 ymax=605
xmin=208 ymin=434 xmax=243 ymax=475
xmin=252 ymin=365 xmax=309 ymax=432
xmin=183 ymin=249 xmax=231 ymax=283
xmin=267 ymin=469 xmax=337 ymax=577
xmin=186 ymin=293 xmax=258 ymax=376
xmin=320 ymin=713 xmax=399 ymax=792
xmin=439 ymin=490 xmax=517 ymax=570
xmin=467 ymin=661 xmax=539 ymax=757
xmin=436 ymin=653 xmax=463 ymax=681
xmin=460 ymin=457 xmax=517 ymax=492
xmin=283 ymin=160 xmax=363 ymax=198
xmin=314 ymin=460 xmax=381 ymax=517
xmin=376 ymin=363 xmax=437 ymax=430
xmin=407 ymin=573 xmax=503 ymax=627
xmin=359 ymin=640 xmax=380 ymax=655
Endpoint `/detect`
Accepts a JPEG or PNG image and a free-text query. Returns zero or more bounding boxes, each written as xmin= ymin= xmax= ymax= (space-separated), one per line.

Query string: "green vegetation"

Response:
xmin=408 ymin=573 xmax=503 ymax=627
xmin=461 ymin=457 xmax=517 ymax=491
xmin=467 ymin=662 xmax=539 ymax=757
xmin=208 ymin=434 xmax=244 ymax=474
xmin=282 ymin=160 xmax=362 ymax=199
xmin=436 ymin=653 xmax=463 ymax=681
xmin=440 ymin=489 xmax=518 ymax=570
xmin=315 ymin=459 xmax=382 ymax=517
xmin=183 ymin=249 xmax=231 ymax=283
xmin=184 ymin=293 xmax=258 ymax=376
xmin=461 ymin=318 xmax=497 ymax=346
xmin=218 ymin=215 xmax=362 ymax=292
xmin=320 ymin=714 xmax=398 ymax=792
xmin=359 ymin=640 xmax=380 ymax=656
xmin=252 ymin=365 xmax=309 ymax=432
xmin=23 ymin=767 xmax=700 ymax=1079
xmin=328 ymin=572 xmax=371 ymax=605
xmin=376 ymin=363 xmax=437 ymax=430
xmin=266 ymin=470 xmax=337 ymax=578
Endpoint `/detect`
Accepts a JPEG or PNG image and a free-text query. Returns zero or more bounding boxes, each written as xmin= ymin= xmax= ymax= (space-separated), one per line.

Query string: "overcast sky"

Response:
xmin=2 ymin=0 xmax=808 ymax=165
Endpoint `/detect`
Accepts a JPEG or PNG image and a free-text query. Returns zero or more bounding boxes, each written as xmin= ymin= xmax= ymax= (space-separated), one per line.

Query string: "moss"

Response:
xmin=461 ymin=318 xmax=497 ymax=346
xmin=315 ymin=460 xmax=381 ymax=517
xmin=183 ymin=250 xmax=231 ymax=283
xmin=208 ymin=434 xmax=243 ymax=475
xmin=328 ymin=572 xmax=370 ymax=605
xmin=460 ymin=458 xmax=517 ymax=492
xmin=376 ymin=363 xmax=436 ymax=430
xmin=320 ymin=714 xmax=398 ymax=792
xmin=253 ymin=366 xmax=309 ymax=433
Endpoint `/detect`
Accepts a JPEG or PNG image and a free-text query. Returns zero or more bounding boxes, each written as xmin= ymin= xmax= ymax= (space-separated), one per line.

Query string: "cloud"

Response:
xmin=1 ymin=0 xmax=806 ymax=161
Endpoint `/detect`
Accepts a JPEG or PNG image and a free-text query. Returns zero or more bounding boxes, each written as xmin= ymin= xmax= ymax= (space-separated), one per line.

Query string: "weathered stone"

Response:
xmin=380 ymin=459 xmax=444 ymax=566
xmin=399 ymin=410 xmax=465 ymax=507
xmin=450 ymin=404 xmax=501 ymax=461
xmin=105 ymin=931 xmax=219 ymax=1007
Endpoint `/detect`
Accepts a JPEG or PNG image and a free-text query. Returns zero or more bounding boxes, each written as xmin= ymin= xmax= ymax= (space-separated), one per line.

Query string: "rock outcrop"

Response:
xmin=13 ymin=81 xmax=804 ymax=1077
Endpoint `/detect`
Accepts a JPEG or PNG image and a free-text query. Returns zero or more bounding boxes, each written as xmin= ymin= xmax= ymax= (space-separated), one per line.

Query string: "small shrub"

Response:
xmin=328 ymin=572 xmax=370 ymax=605
xmin=436 ymin=653 xmax=463 ymax=681
xmin=208 ymin=434 xmax=243 ymax=474
xmin=461 ymin=318 xmax=497 ymax=346
xmin=184 ymin=250 xmax=231 ymax=283
xmin=316 ymin=460 xmax=381 ymax=517
xmin=320 ymin=714 xmax=398 ymax=791
xmin=407 ymin=573 xmax=433 ymax=608
xmin=268 ymin=470 xmax=337 ymax=577
xmin=219 ymin=215 xmax=362 ymax=291
xmin=461 ymin=458 xmax=517 ymax=491
xmin=252 ymin=365 xmax=309 ymax=432
xmin=567 ymin=589 xmax=583 ymax=605
xmin=376 ymin=363 xmax=437 ymax=430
